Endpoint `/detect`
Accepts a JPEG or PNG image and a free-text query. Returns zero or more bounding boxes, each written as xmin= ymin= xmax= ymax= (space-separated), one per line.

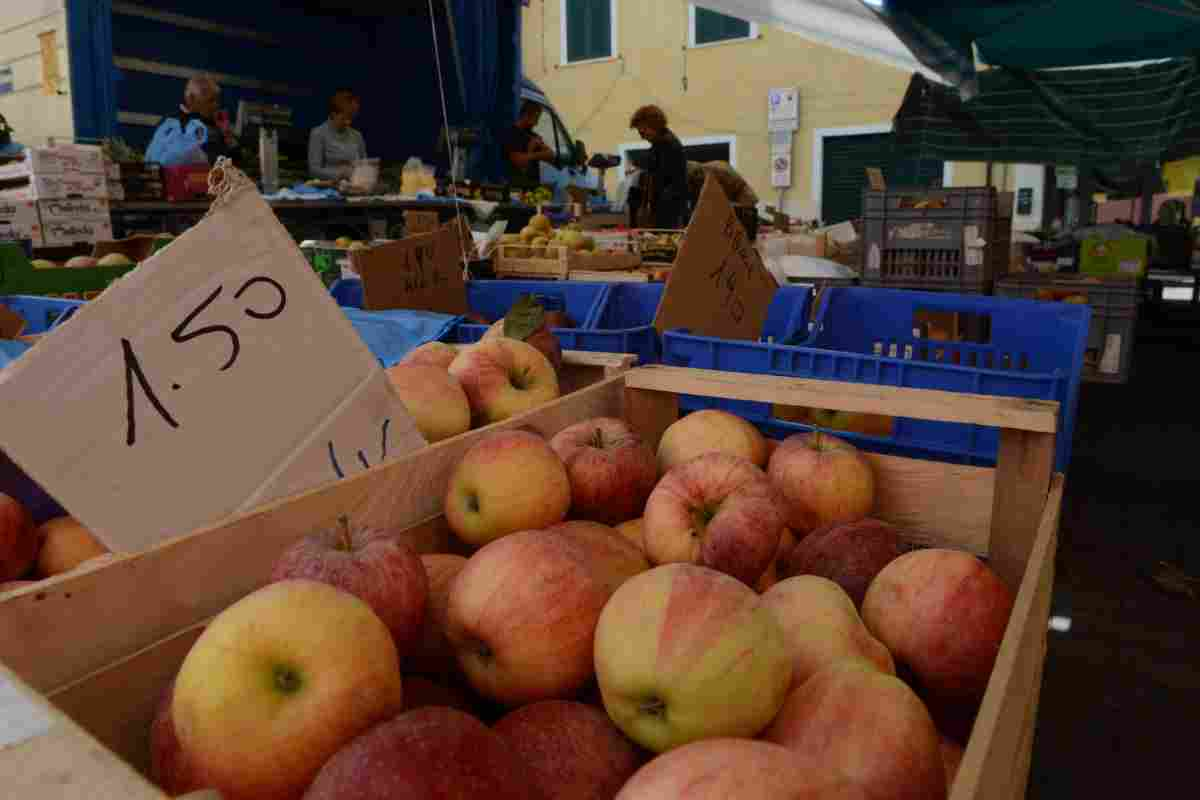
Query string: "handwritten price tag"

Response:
xmin=0 ymin=171 xmax=426 ymax=553
xmin=654 ymin=175 xmax=778 ymax=340
xmin=356 ymin=224 xmax=467 ymax=314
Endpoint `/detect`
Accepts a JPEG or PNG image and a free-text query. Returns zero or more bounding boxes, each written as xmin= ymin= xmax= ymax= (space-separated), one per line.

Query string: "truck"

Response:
xmin=0 ymin=0 xmax=598 ymax=196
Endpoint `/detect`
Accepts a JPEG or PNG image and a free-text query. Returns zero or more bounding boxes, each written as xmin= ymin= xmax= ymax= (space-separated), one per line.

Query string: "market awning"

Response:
xmin=869 ymin=0 xmax=1200 ymax=99
xmin=891 ymin=58 xmax=1200 ymax=181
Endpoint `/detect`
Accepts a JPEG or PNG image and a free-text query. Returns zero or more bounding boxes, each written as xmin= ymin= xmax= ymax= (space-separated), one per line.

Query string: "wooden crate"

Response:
xmin=495 ymin=243 xmax=642 ymax=280
xmin=0 ymin=365 xmax=1061 ymax=800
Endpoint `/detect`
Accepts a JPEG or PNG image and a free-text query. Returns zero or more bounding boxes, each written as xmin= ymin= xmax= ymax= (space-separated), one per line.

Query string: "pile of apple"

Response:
xmin=29 ymin=253 xmax=136 ymax=269
xmin=385 ymin=295 xmax=573 ymax=442
xmin=0 ymin=495 xmax=111 ymax=592
xmin=499 ymin=215 xmax=599 ymax=259
xmin=147 ymin=407 xmax=1016 ymax=800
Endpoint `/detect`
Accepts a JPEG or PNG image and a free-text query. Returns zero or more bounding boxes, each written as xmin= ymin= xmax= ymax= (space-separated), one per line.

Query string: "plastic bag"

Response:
xmin=145 ymin=117 xmax=211 ymax=167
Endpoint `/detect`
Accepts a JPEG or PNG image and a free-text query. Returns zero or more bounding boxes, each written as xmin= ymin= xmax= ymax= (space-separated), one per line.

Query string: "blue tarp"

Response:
xmin=0 ymin=340 xmax=29 ymax=369
xmin=342 ymin=307 xmax=462 ymax=368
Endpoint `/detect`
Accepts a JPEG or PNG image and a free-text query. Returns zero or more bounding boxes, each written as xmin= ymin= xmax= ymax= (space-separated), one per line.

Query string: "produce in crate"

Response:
xmin=781 ymin=518 xmax=910 ymax=607
xmin=399 ymin=341 xmax=459 ymax=370
xmin=940 ymin=736 xmax=966 ymax=788
xmin=172 ymin=580 xmax=404 ymax=800
xmin=482 ymin=294 xmax=564 ymax=371
xmin=614 ymin=517 xmax=645 ymax=550
xmin=753 ymin=527 xmax=797 ymax=594
xmin=444 ymin=430 xmax=571 ymax=547
xmin=404 ymin=554 xmax=468 ymax=678
xmin=400 ymin=675 xmax=475 ymax=713
xmin=150 ymin=678 xmax=202 ymax=796
xmin=385 ymin=363 xmax=471 ymax=443
xmin=642 ymin=453 xmax=787 ymax=586
xmin=763 ymin=660 xmax=947 ymax=800
xmin=549 ymin=417 xmax=659 ymax=525
xmin=269 ymin=515 xmax=430 ymax=657
xmin=862 ymin=549 xmax=1015 ymax=707
xmin=35 ymin=515 xmax=108 ymax=576
xmin=594 ymin=564 xmax=792 ymax=753
xmin=613 ymin=738 xmax=854 ymax=800
xmin=493 ymin=700 xmax=644 ymax=800
xmin=768 ymin=432 xmax=875 ymax=536
xmin=544 ymin=521 xmax=650 ymax=589
xmin=656 ymin=409 xmax=769 ymax=474
xmin=97 ymin=253 xmax=135 ymax=267
xmin=761 ymin=576 xmax=894 ymax=686
xmin=30 ymin=259 xmax=58 ymax=269
xmin=448 ymin=338 xmax=560 ymax=425
xmin=445 ymin=528 xmax=642 ymax=706
xmin=302 ymin=707 xmax=537 ymax=800
xmin=0 ymin=493 xmax=36 ymax=582
xmin=65 ymin=255 xmax=99 ymax=268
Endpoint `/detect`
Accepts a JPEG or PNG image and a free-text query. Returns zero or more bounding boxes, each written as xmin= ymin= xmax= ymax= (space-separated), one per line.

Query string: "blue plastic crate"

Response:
xmin=0 ymin=295 xmax=86 ymax=334
xmin=662 ymin=287 xmax=1090 ymax=471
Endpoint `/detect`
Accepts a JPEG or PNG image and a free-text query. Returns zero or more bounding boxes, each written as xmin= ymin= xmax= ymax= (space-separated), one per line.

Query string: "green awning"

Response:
xmin=871 ymin=0 xmax=1200 ymax=98
xmin=891 ymin=58 xmax=1200 ymax=181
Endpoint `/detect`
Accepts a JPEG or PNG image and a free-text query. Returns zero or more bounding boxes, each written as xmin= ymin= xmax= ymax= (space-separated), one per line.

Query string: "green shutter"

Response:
xmin=821 ymin=133 xmax=943 ymax=224
xmin=694 ymin=7 xmax=751 ymax=45
xmin=566 ymin=0 xmax=612 ymax=62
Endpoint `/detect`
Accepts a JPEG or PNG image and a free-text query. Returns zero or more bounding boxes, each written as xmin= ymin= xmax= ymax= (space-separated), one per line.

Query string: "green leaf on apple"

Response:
xmin=503 ymin=294 xmax=546 ymax=342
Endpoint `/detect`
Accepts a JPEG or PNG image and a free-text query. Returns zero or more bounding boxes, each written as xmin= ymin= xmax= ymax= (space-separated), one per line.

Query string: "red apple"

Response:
xmin=150 ymin=678 xmax=204 ymax=797
xmin=643 ymin=453 xmax=787 ymax=586
xmin=303 ymin=707 xmax=539 ymax=800
xmin=656 ymin=409 xmax=768 ymax=474
xmin=493 ymin=701 xmax=642 ymax=800
xmin=543 ymin=521 xmax=649 ymax=592
xmin=446 ymin=529 xmax=638 ymax=706
xmin=763 ymin=660 xmax=946 ymax=800
xmin=861 ymin=549 xmax=1014 ymax=705
xmin=767 ymin=432 xmax=875 ymax=536
xmin=400 ymin=341 xmax=459 ymax=371
xmin=448 ymin=339 xmax=560 ymax=425
xmin=614 ymin=738 xmax=866 ymax=799
xmin=781 ymin=518 xmax=910 ymax=607
xmin=0 ymin=493 xmax=36 ymax=582
xmin=940 ymin=735 xmax=965 ymax=790
xmin=614 ymin=517 xmax=646 ymax=553
xmin=755 ymin=528 xmax=797 ymax=594
xmin=270 ymin=516 xmax=429 ymax=659
xmin=549 ymin=417 xmax=658 ymax=525
xmin=35 ymin=516 xmax=109 ymax=577
xmin=405 ymin=554 xmax=468 ymax=678
xmin=483 ymin=318 xmax=563 ymax=371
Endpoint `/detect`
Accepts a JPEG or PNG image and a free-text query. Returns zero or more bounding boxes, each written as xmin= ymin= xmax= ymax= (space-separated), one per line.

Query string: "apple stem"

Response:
xmin=336 ymin=515 xmax=354 ymax=552
xmin=589 ymin=428 xmax=605 ymax=449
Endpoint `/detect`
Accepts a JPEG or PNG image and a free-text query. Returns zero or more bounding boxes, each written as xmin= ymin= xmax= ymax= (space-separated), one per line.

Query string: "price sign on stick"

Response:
xmin=654 ymin=175 xmax=779 ymax=340
xmin=0 ymin=163 xmax=427 ymax=553
xmin=356 ymin=224 xmax=468 ymax=314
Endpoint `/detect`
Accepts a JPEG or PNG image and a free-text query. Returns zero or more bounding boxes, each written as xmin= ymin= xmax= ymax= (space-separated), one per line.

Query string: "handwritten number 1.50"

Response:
xmin=124 ymin=276 xmax=288 ymax=446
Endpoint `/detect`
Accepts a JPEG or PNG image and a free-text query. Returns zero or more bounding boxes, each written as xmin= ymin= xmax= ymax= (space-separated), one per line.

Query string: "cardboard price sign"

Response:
xmin=654 ymin=175 xmax=779 ymax=340
xmin=0 ymin=165 xmax=427 ymax=553
xmin=356 ymin=224 xmax=468 ymax=315
xmin=404 ymin=210 xmax=440 ymax=236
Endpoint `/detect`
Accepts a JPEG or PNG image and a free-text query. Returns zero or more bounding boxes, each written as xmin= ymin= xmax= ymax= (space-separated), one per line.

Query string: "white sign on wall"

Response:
xmin=768 ymin=87 xmax=800 ymax=132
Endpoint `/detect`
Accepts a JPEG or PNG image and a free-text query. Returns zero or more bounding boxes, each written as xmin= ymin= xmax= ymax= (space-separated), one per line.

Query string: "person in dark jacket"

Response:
xmin=630 ymin=105 xmax=688 ymax=230
xmin=177 ymin=76 xmax=238 ymax=163
xmin=502 ymin=100 xmax=555 ymax=189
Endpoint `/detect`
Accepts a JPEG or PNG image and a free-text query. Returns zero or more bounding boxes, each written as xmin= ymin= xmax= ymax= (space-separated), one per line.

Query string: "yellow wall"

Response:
xmin=522 ymin=0 xmax=919 ymax=220
xmin=0 ymin=0 xmax=75 ymax=146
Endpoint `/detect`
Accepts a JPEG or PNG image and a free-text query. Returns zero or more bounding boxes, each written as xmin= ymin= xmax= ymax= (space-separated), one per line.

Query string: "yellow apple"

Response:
xmin=172 ymin=580 xmax=404 ymax=800
xmin=385 ymin=363 xmax=470 ymax=443
xmin=657 ymin=410 xmax=768 ymax=474
xmin=448 ymin=338 xmax=559 ymax=426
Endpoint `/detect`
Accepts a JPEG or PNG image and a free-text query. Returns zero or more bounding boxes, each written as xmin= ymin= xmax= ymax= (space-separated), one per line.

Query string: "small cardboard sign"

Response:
xmin=355 ymin=224 xmax=468 ymax=314
xmin=0 ymin=166 xmax=427 ymax=553
xmin=653 ymin=175 xmax=779 ymax=340
xmin=404 ymin=210 xmax=440 ymax=236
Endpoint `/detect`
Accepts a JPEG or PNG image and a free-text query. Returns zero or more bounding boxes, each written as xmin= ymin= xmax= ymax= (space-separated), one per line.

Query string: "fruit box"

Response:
xmin=0 ymin=366 xmax=1061 ymax=800
xmin=495 ymin=243 xmax=642 ymax=280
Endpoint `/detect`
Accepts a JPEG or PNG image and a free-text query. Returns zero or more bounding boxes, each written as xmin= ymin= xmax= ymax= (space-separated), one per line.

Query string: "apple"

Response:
xmin=543 ymin=310 xmax=575 ymax=329
xmin=303 ymin=707 xmax=538 ymax=800
xmin=150 ymin=677 xmax=204 ymax=797
xmin=614 ymin=517 xmax=645 ymax=553
xmin=549 ymin=417 xmax=658 ymax=525
xmin=642 ymin=453 xmax=787 ymax=586
xmin=861 ymin=549 xmax=1014 ymax=705
xmin=0 ymin=493 xmax=36 ymax=582
xmin=940 ymin=736 xmax=965 ymax=789
xmin=448 ymin=338 xmax=560 ymax=425
xmin=446 ymin=529 xmax=636 ymax=706
xmin=401 ymin=674 xmax=476 ymax=714
xmin=482 ymin=316 xmax=563 ymax=371
xmin=614 ymin=738 xmax=863 ymax=800
xmin=493 ymin=701 xmax=643 ymax=800
xmin=400 ymin=341 xmax=459 ymax=371
xmin=269 ymin=515 xmax=429 ymax=659
xmin=594 ymin=564 xmax=792 ymax=753
xmin=173 ymin=580 xmax=404 ymax=800
xmin=35 ymin=516 xmax=108 ymax=577
xmin=543 ymin=521 xmax=649 ymax=591
xmin=0 ymin=580 xmax=36 ymax=593
xmin=405 ymin=553 xmax=468 ymax=678
xmin=755 ymin=528 xmax=797 ymax=594
xmin=761 ymin=576 xmax=894 ymax=686
xmin=385 ymin=363 xmax=470 ymax=443
xmin=763 ymin=660 xmax=946 ymax=800
xmin=781 ymin=518 xmax=910 ymax=607
xmin=767 ymin=432 xmax=875 ymax=536
xmin=656 ymin=410 xmax=768 ymax=474
xmin=444 ymin=430 xmax=571 ymax=547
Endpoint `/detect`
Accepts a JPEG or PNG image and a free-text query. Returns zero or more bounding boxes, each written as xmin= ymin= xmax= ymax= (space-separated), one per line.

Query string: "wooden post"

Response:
xmin=988 ymin=428 xmax=1055 ymax=591
xmin=623 ymin=386 xmax=679 ymax=452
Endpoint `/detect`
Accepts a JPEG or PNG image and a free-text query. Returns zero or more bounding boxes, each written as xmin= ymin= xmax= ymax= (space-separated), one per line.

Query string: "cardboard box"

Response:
xmin=0 ymin=173 xmax=112 ymax=201
xmin=39 ymin=218 xmax=115 ymax=248
xmin=36 ymin=198 xmax=112 ymax=225
xmin=0 ymin=145 xmax=106 ymax=180
xmin=0 ymin=199 xmax=42 ymax=242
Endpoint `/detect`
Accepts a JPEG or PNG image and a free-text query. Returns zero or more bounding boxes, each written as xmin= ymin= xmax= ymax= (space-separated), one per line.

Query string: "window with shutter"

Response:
xmin=564 ymin=0 xmax=614 ymax=63
xmin=691 ymin=5 xmax=755 ymax=46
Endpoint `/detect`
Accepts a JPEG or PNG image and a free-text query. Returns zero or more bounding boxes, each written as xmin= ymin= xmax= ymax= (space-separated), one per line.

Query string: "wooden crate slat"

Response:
xmin=989 ymin=429 xmax=1056 ymax=591
xmin=625 ymin=366 xmax=1059 ymax=434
